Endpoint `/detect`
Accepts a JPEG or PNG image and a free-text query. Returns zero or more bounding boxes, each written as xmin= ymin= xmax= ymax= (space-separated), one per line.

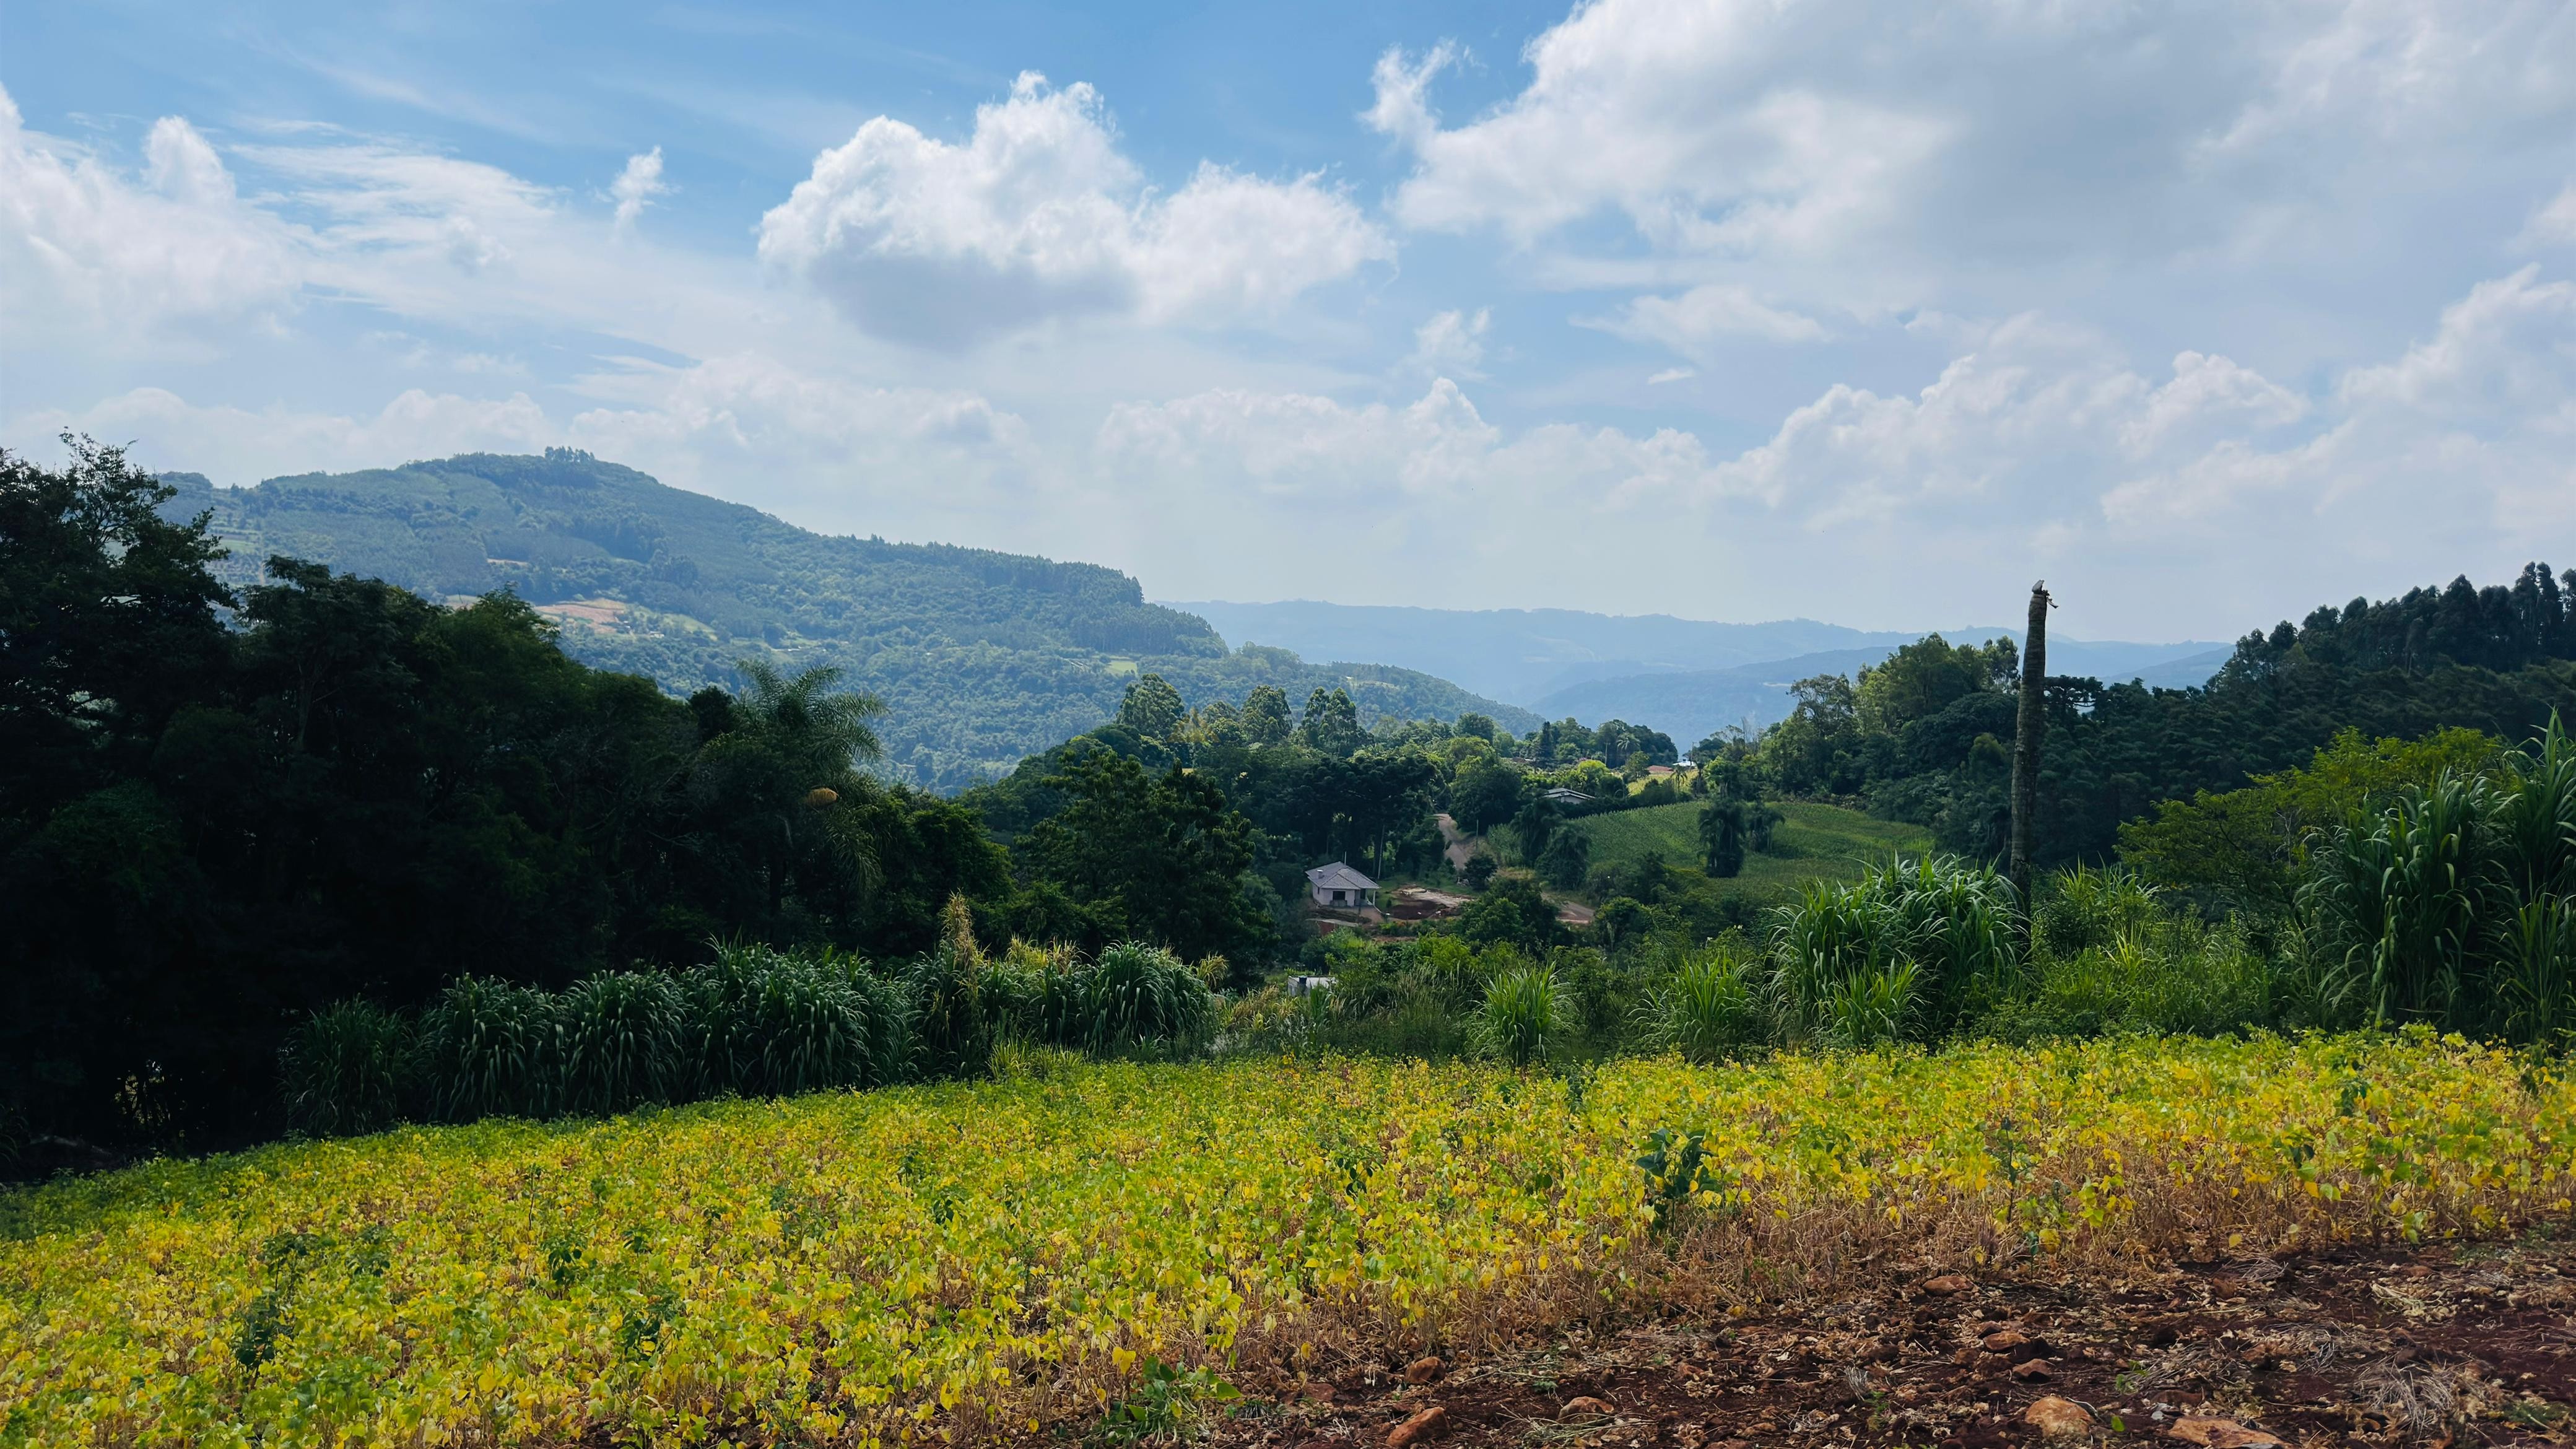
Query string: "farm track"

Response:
xmin=1219 ymin=1240 xmax=2576 ymax=1448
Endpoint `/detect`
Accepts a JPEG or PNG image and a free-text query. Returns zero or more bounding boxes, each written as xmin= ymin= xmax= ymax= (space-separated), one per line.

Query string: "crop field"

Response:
xmin=5 ymin=1035 xmax=2572 ymax=1448
xmin=1574 ymin=800 xmax=1931 ymax=899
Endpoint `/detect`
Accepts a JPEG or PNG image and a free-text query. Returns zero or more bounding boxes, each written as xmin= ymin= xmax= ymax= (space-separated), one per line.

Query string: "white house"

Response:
xmin=1305 ymin=861 xmax=1378 ymax=910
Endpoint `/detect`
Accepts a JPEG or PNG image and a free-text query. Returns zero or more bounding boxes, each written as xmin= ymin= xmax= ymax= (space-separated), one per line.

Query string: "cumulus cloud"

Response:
xmin=1406 ymin=308 xmax=1490 ymax=378
xmin=611 ymin=147 xmax=670 ymax=231
xmin=1089 ymin=265 xmax=2572 ymax=629
xmin=15 ymin=356 xmax=1040 ymax=542
xmin=757 ymin=72 xmax=1391 ymax=347
xmin=1579 ymin=284 xmax=1825 ymax=357
xmin=1367 ymin=0 xmax=2576 ymax=315
xmin=0 ymin=85 xmax=304 ymax=341
xmin=2524 ymin=184 xmax=2576 ymax=247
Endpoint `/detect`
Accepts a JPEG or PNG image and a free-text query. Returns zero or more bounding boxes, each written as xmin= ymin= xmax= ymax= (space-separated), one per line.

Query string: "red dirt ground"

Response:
xmin=1209 ymin=1238 xmax=2575 ymax=1448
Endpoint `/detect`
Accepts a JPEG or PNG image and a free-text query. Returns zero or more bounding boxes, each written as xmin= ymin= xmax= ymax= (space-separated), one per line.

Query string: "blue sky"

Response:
xmin=6 ymin=0 xmax=2574 ymax=639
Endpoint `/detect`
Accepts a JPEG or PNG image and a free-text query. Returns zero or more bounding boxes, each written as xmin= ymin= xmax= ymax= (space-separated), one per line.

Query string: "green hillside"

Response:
xmin=1572 ymin=799 xmax=1931 ymax=901
xmin=155 ymin=450 xmax=1536 ymax=788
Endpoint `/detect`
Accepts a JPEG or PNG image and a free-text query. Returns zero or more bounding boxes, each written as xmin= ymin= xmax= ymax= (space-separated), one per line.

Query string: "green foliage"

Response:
xmin=1536 ymin=827 xmax=1593 ymax=890
xmin=2299 ymin=716 xmax=2576 ymax=1042
xmin=1017 ymin=749 xmax=1272 ymax=962
xmin=2119 ymin=727 xmax=2500 ymax=908
xmin=693 ymin=944 xmax=909 ymax=1098
xmin=1456 ymin=874 xmax=1560 ymax=951
xmin=1093 ymin=1359 xmax=1240 ymax=1445
xmin=555 ymin=971 xmax=690 ymax=1116
xmin=1638 ymin=946 xmax=1764 ymax=1063
xmin=417 ymin=977 xmax=555 ymax=1122
xmin=1471 ymin=965 xmax=1575 ymax=1068
xmin=1036 ymin=941 xmax=1219 ymax=1056
xmin=285 ymin=932 xmax=1222 ymax=1129
xmin=1116 ymin=674 xmax=1186 ymax=740
xmin=1770 ymin=857 xmax=2021 ymax=1044
xmin=279 ymin=1001 xmax=414 ymax=1137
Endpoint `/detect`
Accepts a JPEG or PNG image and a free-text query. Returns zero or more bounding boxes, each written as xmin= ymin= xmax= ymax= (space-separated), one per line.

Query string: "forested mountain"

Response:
xmin=1173 ymin=597 xmax=2221 ymax=723
xmin=157 ymin=451 xmax=1535 ymax=788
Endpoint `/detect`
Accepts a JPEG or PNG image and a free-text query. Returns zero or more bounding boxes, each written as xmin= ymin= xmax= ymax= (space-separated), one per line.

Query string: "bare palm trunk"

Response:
xmin=2010 ymin=581 xmax=2051 ymax=910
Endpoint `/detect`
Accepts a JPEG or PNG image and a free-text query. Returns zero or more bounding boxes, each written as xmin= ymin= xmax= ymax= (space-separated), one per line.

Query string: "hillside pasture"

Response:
xmin=1573 ymin=799 xmax=1931 ymax=900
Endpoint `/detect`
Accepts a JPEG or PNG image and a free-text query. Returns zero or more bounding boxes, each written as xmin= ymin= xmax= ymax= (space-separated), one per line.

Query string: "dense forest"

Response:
xmin=155 ymin=450 xmax=1536 ymax=788
xmin=1741 ymin=572 xmax=2576 ymax=868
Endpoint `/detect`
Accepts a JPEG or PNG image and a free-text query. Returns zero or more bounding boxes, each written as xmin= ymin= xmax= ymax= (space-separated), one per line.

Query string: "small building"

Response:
xmin=1305 ymin=861 xmax=1379 ymax=910
xmin=1287 ymin=975 xmax=1333 ymax=996
xmin=1542 ymin=786 xmax=1594 ymax=806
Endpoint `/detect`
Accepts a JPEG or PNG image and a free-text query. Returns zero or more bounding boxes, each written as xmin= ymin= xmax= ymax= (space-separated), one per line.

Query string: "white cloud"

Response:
xmin=23 ymin=386 xmax=555 ymax=483
xmin=1580 ymin=284 xmax=1825 ymax=357
xmin=1406 ymin=308 xmax=1489 ymax=378
xmin=757 ymin=72 xmax=1392 ymax=347
xmin=1366 ymin=0 xmax=2576 ymax=329
xmin=611 ymin=147 xmax=670 ymax=231
xmin=1089 ymin=266 xmax=2572 ymax=630
xmin=14 ymin=356 xmax=1042 ymax=543
xmin=2524 ymin=183 xmax=2576 ymax=247
xmin=0 ymin=85 xmax=304 ymax=342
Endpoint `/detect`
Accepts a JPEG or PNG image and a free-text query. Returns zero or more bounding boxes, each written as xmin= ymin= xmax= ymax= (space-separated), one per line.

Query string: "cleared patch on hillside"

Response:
xmin=1573 ymin=800 xmax=1931 ymax=900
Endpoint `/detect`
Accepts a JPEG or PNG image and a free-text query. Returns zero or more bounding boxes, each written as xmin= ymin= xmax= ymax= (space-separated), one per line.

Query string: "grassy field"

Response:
xmin=1573 ymin=799 xmax=1931 ymax=899
xmin=6 ymin=1036 xmax=2570 ymax=1447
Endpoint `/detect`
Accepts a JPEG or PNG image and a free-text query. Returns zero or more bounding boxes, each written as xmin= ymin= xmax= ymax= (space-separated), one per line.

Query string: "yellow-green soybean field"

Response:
xmin=6 ymin=1034 xmax=2572 ymax=1448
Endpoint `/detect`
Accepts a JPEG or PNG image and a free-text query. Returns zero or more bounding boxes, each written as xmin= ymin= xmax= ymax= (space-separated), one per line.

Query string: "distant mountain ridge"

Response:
xmin=155 ymin=451 xmax=1537 ymax=788
xmin=1172 ymin=599 xmax=2224 ymax=744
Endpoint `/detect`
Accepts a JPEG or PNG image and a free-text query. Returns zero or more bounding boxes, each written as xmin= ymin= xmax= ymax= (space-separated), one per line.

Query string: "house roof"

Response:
xmin=1305 ymin=861 xmax=1378 ymax=890
xmin=1542 ymin=787 xmax=1594 ymax=804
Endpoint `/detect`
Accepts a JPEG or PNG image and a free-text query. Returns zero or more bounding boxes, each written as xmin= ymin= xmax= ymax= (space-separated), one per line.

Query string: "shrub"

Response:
xmin=1063 ymin=941 xmax=1217 ymax=1055
xmin=279 ymin=1001 xmax=415 ymax=1136
xmin=1471 ymin=964 xmax=1574 ymax=1068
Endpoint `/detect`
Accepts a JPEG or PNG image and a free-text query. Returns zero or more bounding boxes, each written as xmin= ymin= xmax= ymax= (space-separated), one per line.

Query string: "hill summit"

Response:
xmin=157 ymin=450 xmax=1534 ymax=787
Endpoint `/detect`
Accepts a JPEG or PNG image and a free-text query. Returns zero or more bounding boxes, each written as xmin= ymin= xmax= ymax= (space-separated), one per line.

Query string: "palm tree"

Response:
xmin=697 ymin=660 xmax=888 ymax=921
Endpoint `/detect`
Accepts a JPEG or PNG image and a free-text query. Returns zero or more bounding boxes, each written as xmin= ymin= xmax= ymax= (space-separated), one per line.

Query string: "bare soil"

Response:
xmin=1212 ymin=1238 xmax=2576 ymax=1448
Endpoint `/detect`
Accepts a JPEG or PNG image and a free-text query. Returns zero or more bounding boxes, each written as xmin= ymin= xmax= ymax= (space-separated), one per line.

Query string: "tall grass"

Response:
xmin=282 ymin=935 xmax=1219 ymax=1134
xmin=1471 ymin=965 xmax=1575 ymax=1067
xmin=1637 ymin=944 xmax=1763 ymax=1062
xmin=416 ymin=977 xmax=554 ymax=1121
xmin=2301 ymin=715 xmax=2576 ymax=1043
xmin=1770 ymin=856 xmax=2020 ymax=1044
xmin=555 ymin=970 xmax=689 ymax=1115
xmin=279 ymin=1001 xmax=413 ymax=1136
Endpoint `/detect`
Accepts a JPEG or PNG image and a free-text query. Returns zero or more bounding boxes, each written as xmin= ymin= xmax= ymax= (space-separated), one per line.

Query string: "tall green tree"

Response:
xmin=1019 ymin=750 xmax=1271 ymax=962
xmin=1116 ymin=672 xmax=1185 ymax=739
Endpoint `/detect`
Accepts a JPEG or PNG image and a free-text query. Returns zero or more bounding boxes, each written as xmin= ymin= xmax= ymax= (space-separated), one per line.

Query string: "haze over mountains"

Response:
xmin=1172 ymin=600 xmax=2227 ymax=744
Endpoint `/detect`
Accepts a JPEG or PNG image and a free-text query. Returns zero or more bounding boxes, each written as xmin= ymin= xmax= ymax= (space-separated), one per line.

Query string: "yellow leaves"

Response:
xmin=7 ymin=1040 xmax=2573 ymax=1448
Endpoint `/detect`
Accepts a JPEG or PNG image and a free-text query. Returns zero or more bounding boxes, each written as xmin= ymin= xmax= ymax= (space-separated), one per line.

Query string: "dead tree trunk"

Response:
xmin=2009 ymin=580 xmax=2051 ymax=910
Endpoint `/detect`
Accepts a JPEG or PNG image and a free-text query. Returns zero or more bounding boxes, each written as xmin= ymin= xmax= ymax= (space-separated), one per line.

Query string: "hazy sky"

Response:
xmin=6 ymin=0 xmax=2574 ymax=638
